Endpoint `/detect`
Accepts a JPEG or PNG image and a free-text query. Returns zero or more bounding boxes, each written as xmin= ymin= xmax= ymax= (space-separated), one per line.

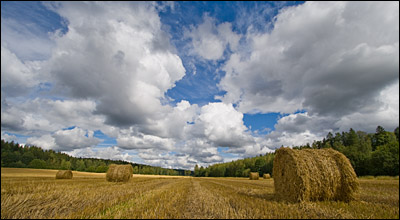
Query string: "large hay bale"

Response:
xmin=273 ymin=147 xmax=359 ymax=202
xmin=249 ymin=172 xmax=259 ymax=180
xmin=106 ymin=164 xmax=133 ymax=182
xmin=263 ymin=173 xmax=271 ymax=179
xmin=56 ymin=170 xmax=73 ymax=179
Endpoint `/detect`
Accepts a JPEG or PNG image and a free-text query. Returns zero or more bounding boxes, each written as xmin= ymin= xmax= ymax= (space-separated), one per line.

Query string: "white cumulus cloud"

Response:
xmin=186 ymin=14 xmax=241 ymax=60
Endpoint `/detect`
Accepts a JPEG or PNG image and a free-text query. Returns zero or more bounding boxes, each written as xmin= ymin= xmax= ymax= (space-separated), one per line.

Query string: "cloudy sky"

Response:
xmin=1 ymin=1 xmax=399 ymax=170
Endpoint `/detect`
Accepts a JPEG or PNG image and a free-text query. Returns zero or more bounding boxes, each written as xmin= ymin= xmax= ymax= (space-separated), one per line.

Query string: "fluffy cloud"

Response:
xmin=68 ymin=146 xmax=132 ymax=162
xmin=226 ymin=141 xmax=273 ymax=157
xmin=138 ymin=151 xmax=198 ymax=170
xmin=219 ymin=1 xmax=399 ymax=119
xmin=1 ymin=45 xmax=40 ymax=97
xmin=1 ymin=106 xmax=26 ymax=133
xmin=52 ymin=127 xmax=101 ymax=150
xmin=44 ymin=1 xmax=185 ymax=127
xmin=186 ymin=14 xmax=241 ymax=60
xmin=134 ymin=139 xmax=223 ymax=169
xmin=263 ymin=80 xmax=399 ymax=148
xmin=141 ymin=100 xmax=199 ymax=139
xmin=26 ymin=127 xmax=101 ymax=151
xmin=0 ymin=132 xmax=18 ymax=143
xmin=334 ymin=81 xmax=399 ymax=132
xmin=26 ymin=134 xmax=57 ymax=150
xmin=179 ymin=138 xmax=223 ymax=164
xmin=1 ymin=98 xmax=106 ymax=136
xmin=198 ymin=102 xmax=253 ymax=148
xmin=111 ymin=102 xmax=258 ymax=168
xmin=111 ymin=102 xmax=257 ymax=168
xmin=117 ymin=131 xmax=175 ymax=151
xmin=264 ymin=112 xmax=334 ymax=148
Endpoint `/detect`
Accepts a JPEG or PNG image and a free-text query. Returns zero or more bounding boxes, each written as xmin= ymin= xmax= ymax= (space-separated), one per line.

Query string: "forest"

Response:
xmin=0 ymin=140 xmax=191 ymax=176
xmin=1 ymin=126 xmax=398 ymax=177
xmin=194 ymin=126 xmax=399 ymax=177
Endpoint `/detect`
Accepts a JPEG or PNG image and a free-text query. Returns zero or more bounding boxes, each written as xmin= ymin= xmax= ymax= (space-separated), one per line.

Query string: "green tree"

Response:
xmin=225 ymin=163 xmax=236 ymax=177
xmin=184 ymin=170 xmax=191 ymax=176
xmin=372 ymin=126 xmax=392 ymax=150
xmin=133 ymin=166 xmax=139 ymax=174
xmin=242 ymin=168 xmax=251 ymax=177
xmin=1 ymin=152 xmax=17 ymax=166
xmin=86 ymin=165 xmax=96 ymax=172
xmin=76 ymin=160 xmax=86 ymax=171
xmin=261 ymin=154 xmax=274 ymax=176
xmin=85 ymin=159 xmax=94 ymax=170
xmin=371 ymin=141 xmax=399 ymax=176
xmin=21 ymin=151 xmax=35 ymax=165
xmin=209 ymin=164 xmax=225 ymax=177
xmin=234 ymin=161 xmax=245 ymax=177
xmin=194 ymin=164 xmax=200 ymax=177
xmin=60 ymin=159 xmax=71 ymax=170
xmin=95 ymin=165 xmax=108 ymax=173
xmin=47 ymin=153 xmax=59 ymax=168
xmin=394 ymin=127 xmax=399 ymax=142
xmin=70 ymin=158 xmax=78 ymax=170
xmin=199 ymin=166 xmax=205 ymax=177
xmin=346 ymin=128 xmax=360 ymax=147
xmin=9 ymin=160 xmax=26 ymax=168
xmin=255 ymin=157 xmax=266 ymax=176
xmin=28 ymin=159 xmax=47 ymax=169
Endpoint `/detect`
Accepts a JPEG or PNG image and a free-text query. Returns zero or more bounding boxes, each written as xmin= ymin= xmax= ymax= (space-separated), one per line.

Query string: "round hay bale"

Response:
xmin=249 ymin=172 xmax=259 ymax=180
xmin=106 ymin=164 xmax=133 ymax=182
xmin=273 ymin=147 xmax=359 ymax=202
xmin=56 ymin=170 xmax=73 ymax=179
xmin=263 ymin=173 xmax=271 ymax=179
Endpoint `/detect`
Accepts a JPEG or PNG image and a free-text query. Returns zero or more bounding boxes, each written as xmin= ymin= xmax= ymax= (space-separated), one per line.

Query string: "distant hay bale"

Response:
xmin=263 ymin=173 xmax=271 ymax=179
xmin=56 ymin=170 xmax=73 ymax=179
xmin=106 ymin=164 xmax=133 ymax=182
xmin=273 ymin=147 xmax=359 ymax=202
xmin=249 ymin=172 xmax=259 ymax=180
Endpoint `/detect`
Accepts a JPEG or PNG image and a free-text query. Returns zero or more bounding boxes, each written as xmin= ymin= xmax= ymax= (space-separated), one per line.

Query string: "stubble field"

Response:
xmin=1 ymin=168 xmax=399 ymax=219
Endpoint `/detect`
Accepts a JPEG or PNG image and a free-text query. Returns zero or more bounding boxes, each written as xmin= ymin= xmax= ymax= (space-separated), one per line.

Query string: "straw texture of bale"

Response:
xmin=263 ymin=173 xmax=271 ymax=179
xmin=273 ymin=147 xmax=359 ymax=202
xmin=106 ymin=164 xmax=133 ymax=182
xmin=249 ymin=172 xmax=259 ymax=180
xmin=56 ymin=170 xmax=73 ymax=179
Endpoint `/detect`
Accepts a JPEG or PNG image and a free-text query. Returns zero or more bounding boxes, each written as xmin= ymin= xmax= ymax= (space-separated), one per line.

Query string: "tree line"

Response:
xmin=2 ymin=125 xmax=398 ymax=177
xmin=194 ymin=126 xmax=399 ymax=177
xmin=0 ymin=140 xmax=192 ymax=176
xmin=194 ymin=153 xmax=274 ymax=178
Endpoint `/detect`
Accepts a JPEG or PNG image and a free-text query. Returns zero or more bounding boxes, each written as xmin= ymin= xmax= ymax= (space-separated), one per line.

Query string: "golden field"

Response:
xmin=1 ymin=168 xmax=399 ymax=219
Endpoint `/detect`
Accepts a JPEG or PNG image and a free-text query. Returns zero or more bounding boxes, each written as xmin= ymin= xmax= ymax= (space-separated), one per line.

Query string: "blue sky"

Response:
xmin=1 ymin=1 xmax=399 ymax=170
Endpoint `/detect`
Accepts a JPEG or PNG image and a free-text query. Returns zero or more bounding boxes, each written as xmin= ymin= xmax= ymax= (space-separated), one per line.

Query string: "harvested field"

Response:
xmin=1 ymin=168 xmax=398 ymax=219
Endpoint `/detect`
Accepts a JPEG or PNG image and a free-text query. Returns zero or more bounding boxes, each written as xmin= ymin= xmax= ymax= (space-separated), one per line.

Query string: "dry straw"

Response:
xmin=106 ymin=164 xmax=133 ymax=182
xmin=263 ymin=173 xmax=271 ymax=179
xmin=249 ymin=172 xmax=259 ymax=180
xmin=273 ymin=147 xmax=359 ymax=202
xmin=55 ymin=170 xmax=73 ymax=179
